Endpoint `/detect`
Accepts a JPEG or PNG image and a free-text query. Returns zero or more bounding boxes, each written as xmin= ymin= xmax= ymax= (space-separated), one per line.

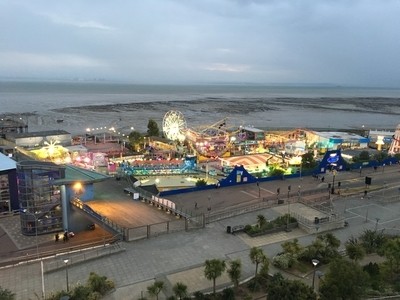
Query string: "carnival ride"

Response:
xmin=162 ymin=110 xmax=241 ymax=158
xmin=162 ymin=110 xmax=187 ymax=142
xmin=185 ymin=118 xmax=239 ymax=158
xmin=119 ymin=156 xmax=197 ymax=176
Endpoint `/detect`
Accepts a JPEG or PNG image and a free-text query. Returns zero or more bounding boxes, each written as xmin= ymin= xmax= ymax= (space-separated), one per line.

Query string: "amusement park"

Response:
xmin=6 ymin=109 xmax=399 ymax=195
xmin=113 ymin=110 xmax=307 ymax=192
xmin=2 ymin=109 xmax=400 ymax=299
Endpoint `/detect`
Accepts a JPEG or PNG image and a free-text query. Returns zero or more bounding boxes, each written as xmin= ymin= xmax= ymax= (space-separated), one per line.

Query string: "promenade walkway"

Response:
xmin=1 ymin=165 xmax=400 ymax=299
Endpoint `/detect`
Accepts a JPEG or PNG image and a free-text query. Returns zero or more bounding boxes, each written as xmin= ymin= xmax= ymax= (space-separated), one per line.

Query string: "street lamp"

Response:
xmin=63 ymin=259 xmax=69 ymax=292
xmin=299 ymin=161 xmax=302 ymax=180
xmin=23 ymin=209 xmax=39 ymax=259
xmin=312 ymin=259 xmax=319 ymax=290
xmin=297 ymin=185 xmax=301 ymax=201
xmin=332 ymin=169 xmax=336 ymax=194
xmin=286 ymin=185 xmax=291 ymax=232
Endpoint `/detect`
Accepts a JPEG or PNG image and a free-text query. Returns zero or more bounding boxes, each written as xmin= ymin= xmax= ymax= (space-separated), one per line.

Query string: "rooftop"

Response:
xmin=0 ymin=152 xmax=16 ymax=171
xmin=55 ymin=164 xmax=110 ymax=185
xmin=316 ymin=131 xmax=368 ymax=142
xmin=6 ymin=130 xmax=70 ymax=138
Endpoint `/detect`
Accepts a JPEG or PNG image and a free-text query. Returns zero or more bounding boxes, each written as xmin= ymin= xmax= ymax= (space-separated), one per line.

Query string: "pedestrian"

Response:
xmin=55 ymin=233 xmax=59 ymax=242
xmin=195 ymin=202 xmax=198 ymax=209
xmin=321 ymin=176 xmax=325 ymax=182
xmin=64 ymin=231 xmax=69 ymax=242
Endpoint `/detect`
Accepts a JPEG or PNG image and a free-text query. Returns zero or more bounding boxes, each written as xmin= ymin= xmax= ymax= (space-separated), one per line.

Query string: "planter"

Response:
xmin=245 ymin=222 xmax=298 ymax=237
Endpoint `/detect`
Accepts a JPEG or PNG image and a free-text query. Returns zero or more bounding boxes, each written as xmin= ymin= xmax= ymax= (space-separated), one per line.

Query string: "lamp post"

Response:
xmin=63 ymin=259 xmax=69 ymax=292
xmin=298 ymin=185 xmax=301 ymax=201
xmin=286 ymin=185 xmax=291 ymax=232
xmin=312 ymin=259 xmax=319 ymax=291
xmin=299 ymin=160 xmax=304 ymax=180
xmin=332 ymin=169 xmax=336 ymax=195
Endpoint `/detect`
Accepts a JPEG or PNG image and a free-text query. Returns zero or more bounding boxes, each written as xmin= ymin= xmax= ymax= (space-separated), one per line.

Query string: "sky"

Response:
xmin=1 ymin=0 xmax=400 ymax=87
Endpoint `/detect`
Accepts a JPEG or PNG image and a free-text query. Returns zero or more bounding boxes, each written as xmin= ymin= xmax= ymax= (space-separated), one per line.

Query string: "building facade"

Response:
xmin=17 ymin=161 xmax=65 ymax=236
xmin=0 ymin=153 xmax=18 ymax=212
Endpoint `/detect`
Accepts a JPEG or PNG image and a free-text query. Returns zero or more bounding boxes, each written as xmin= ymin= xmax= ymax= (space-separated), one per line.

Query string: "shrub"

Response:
xmin=244 ymin=215 xmax=297 ymax=237
xmin=0 ymin=287 xmax=15 ymax=300
xmin=221 ymin=287 xmax=235 ymax=300
xmin=87 ymin=272 xmax=115 ymax=296
xmin=272 ymin=253 xmax=292 ymax=269
xmin=196 ymin=179 xmax=207 ymax=187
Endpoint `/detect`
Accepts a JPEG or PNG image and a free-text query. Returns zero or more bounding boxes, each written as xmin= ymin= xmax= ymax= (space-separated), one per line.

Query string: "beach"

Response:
xmin=1 ymin=82 xmax=400 ymax=135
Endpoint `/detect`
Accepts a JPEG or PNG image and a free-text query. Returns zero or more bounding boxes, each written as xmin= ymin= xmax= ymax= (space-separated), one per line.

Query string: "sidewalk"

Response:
xmin=0 ymin=166 xmax=399 ymax=299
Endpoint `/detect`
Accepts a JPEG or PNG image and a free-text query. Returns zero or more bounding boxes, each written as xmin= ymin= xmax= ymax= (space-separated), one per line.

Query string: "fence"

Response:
xmin=205 ymin=199 xmax=277 ymax=224
xmin=70 ymin=198 xmax=124 ymax=237
xmin=124 ymin=215 xmax=204 ymax=242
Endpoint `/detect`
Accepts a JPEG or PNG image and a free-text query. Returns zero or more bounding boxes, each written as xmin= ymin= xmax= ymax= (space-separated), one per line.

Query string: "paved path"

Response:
xmin=1 ymin=166 xmax=400 ymax=299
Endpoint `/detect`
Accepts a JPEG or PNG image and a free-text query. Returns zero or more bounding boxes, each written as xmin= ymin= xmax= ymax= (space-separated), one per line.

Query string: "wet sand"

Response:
xmin=2 ymin=97 xmax=399 ymax=135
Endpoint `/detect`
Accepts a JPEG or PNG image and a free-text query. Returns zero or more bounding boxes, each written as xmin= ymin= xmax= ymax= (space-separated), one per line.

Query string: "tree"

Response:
xmin=281 ymin=238 xmax=302 ymax=267
xmin=204 ymin=259 xmax=226 ymax=295
xmin=249 ymin=247 xmax=267 ymax=279
xmin=269 ymin=167 xmax=285 ymax=177
xmin=195 ymin=179 xmax=207 ymax=187
xmin=259 ymin=257 xmax=270 ymax=280
xmin=319 ymin=258 xmax=369 ymax=300
xmin=256 ymin=215 xmax=267 ymax=229
xmin=87 ymin=272 xmax=115 ymax=296
xmin=318 ymin=232 xmax=341 ymax=249
xmin=267 ymin=273 xmax=316 ymax=300
xmin=359 ymin=229 xmax=387 ymax=254
xmin=71 ymin=284 xmax=91 ymax=299
xmin=147 ymin=119 xmax=160 ymax=137
xmin=302 ymin=233 xmax=340 ymax=264
xmin=302 ymin=152 xmax=317 ymax=169
xmin=147 ymin=280 xmax=165 ymax=300
xmin=172 ymin=282 xmax=188 ymax=300
xmin=301 ymin=238 xmax=325 ymax=263
xmin=0 ymin=287 xmax=15 ymax=300
xmin=383 ymin=237 xmax=400 ymax=277
xmin=345 ymin=237 xmax=365 ymax=262
xmin=357 ymin=150 xmax=370 ymax=162
xmin=227 ymin=259 xmax=242 ymax=289
xmin=129 ymin=130 xmax=144 ymax=151
xmin=373 ymin=151 xmax=388 ymax=163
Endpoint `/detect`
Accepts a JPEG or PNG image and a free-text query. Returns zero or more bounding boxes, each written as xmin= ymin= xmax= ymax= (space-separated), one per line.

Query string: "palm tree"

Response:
xmin=204 ymin=259 xmax=226 ymax=295
xmin=227 ymin=259 xmax=242 ymax=289
xmin=345 ymin=237 xmax=365 ymax=262
xmin=173 ymin=282 xmax=188 ymax=300
xmin=257 ymin=214 xmax=267 ymax=229
xmin=249 ymin=247 xmax=267 ymax=279
xmin=147 ymin=280 xmax=165 ymax=300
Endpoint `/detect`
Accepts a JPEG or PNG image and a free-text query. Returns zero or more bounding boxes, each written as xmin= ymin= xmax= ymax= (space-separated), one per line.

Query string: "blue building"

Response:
xmin=0 ymin=152 xmax=18 ymax=212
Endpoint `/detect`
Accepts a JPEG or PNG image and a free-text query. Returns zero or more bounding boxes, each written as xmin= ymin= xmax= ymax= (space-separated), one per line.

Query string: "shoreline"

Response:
xmin=1 ymin=97 xmax=399 ymax=135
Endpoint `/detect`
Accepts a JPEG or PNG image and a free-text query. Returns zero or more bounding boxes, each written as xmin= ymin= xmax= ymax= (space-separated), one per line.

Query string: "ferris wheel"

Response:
xmin=162 ymin=110 xmax=187 ymax=141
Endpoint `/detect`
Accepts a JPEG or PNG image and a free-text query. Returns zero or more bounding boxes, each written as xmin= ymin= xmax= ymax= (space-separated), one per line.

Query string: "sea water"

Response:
xmin=1 ymin=81 xmax=399 ymax=133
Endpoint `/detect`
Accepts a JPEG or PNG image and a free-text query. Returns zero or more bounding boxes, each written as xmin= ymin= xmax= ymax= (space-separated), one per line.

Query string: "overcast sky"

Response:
xmin=1 ymin=0 xmax=400 ymax=87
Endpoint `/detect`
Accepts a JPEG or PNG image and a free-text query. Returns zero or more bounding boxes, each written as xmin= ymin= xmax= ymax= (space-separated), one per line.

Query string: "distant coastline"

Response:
xmin=1 ymin=81 xmax=399 ymax=135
